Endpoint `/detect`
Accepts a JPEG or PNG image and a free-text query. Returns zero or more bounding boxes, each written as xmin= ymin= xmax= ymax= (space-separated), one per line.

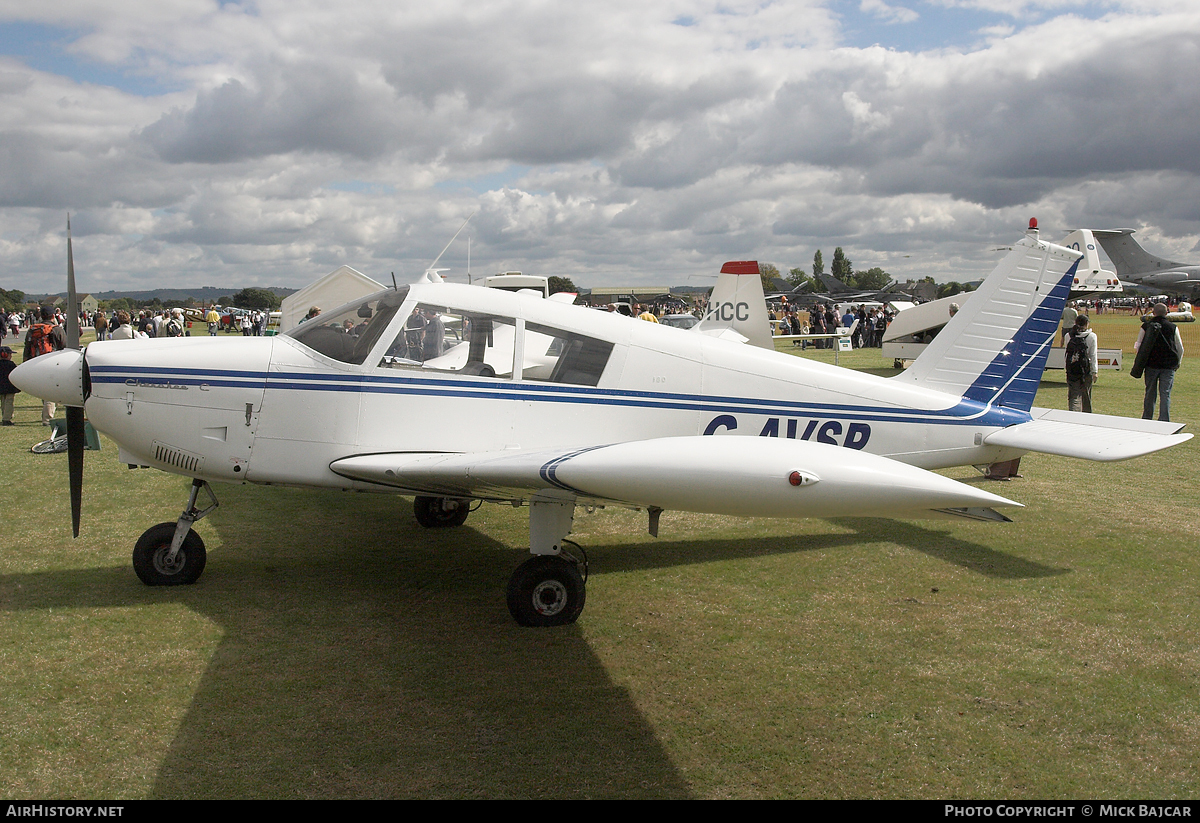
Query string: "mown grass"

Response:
xmin=0 ymin=322 xmax=1197 ymax=798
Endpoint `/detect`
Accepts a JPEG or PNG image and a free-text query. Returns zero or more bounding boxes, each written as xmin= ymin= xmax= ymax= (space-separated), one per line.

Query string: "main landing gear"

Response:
xmin=506 ymin=491 xmax=586 ymax=627
xmin=506 ymin=550 xmax=586 ymax=628
xmin=411 ymin=490 xmax=588 ymax=627
xmin=413 ymin=495 xmax=471 ymax=528
xmin=133 ymin=478 xmax=217 ymax=586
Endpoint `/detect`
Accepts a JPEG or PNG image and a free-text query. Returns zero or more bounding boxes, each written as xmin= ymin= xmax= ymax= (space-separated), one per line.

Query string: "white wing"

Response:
xmin=331 ymin=436 xmax=1021 ymax=521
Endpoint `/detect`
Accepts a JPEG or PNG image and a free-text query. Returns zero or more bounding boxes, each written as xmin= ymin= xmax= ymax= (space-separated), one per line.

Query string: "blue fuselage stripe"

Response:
xmin=89 ymin=365 xmax=1030 ymax=428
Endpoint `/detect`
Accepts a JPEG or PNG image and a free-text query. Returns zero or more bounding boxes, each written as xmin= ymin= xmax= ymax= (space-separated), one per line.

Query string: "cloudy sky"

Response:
xmin=1 ymin=0 xmax=1198 ymax=295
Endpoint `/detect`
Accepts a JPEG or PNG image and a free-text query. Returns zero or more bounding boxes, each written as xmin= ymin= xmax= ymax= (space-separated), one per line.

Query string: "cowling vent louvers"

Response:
xmin=152 ymin=441 xmax=204 ymax=474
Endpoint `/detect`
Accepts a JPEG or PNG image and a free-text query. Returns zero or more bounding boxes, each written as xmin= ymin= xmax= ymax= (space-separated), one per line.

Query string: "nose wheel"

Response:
xmin=133 ymin=523 xmax=207 ymax=585
xmin=133 ymin=478 xmax=218 ymax=586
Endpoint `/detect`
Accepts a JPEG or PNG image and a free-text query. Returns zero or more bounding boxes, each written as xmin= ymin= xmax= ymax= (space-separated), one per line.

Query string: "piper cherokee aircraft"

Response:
xmin=14 ymin=220 xmax=1192 ymax=627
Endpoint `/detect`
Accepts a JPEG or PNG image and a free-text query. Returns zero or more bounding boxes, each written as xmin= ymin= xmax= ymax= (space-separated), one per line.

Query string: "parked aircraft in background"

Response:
xmin=1092 ymin=229 xmax=1200 ymax=292
xmin=1059 ymin=230 xmax=1122 ymax=294
xmin=815 ymin=272 xmax=918 ymax=304
xmin=13 ymin=220 xmax=1190 ymax=627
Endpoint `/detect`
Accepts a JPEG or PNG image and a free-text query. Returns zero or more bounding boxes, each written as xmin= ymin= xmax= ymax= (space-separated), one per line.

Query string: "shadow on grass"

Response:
xmin=587 ymin=518 xmax=1064 ymax=580
xmin=0 ymin=479 xmax=1061 ymax=798
xmin=826 ymin=518 xmax=1067 ymax=579
xmin=0 ymin=490 xmax=691 ymax=799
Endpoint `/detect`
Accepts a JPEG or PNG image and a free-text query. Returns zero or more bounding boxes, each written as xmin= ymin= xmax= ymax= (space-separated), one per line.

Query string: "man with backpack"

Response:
xmin=1064 ymin=314 xmax=1098 ymax=414
xmin=1131 ymin=303 xmax=1184 ymax=422
xmin=165 ymin=308 xmax=185 ymax=337
xmin=23 ymin=305 xmax=66 ymax=424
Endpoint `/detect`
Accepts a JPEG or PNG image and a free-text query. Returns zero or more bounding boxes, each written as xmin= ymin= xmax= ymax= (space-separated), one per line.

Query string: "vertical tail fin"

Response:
xmin=694 ymin=261 xmax=774 ymax=350
xmin=896 ymin=224 xmax=1081 ymax=413
xmin=1092 ymin=229 xmax=1185 ymax=276
xmin=1059 ymin=229 xmax=1120 ymax=292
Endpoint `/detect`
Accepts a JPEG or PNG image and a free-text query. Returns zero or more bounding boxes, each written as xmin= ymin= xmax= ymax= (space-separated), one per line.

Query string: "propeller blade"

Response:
xmin=67 ymin=406 xmax=84 ymax=537
xmin=66 ymin=217 xmax=79 ymax=350
xmin=65 ymin=216 xmax=84 ymax=538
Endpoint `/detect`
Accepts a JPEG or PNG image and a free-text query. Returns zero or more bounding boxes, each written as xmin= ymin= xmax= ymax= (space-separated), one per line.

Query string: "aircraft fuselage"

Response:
xmin=81 ymin=282 xmax=1025 ymax=500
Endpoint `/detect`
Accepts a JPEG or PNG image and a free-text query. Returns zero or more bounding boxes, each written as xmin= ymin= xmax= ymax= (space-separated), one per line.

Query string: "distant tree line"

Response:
xmin=754 ymin=246 xmax=976 ymax=299
xmin=0 ymin=288 xmax=25 ymax=312
xmin=91 ymin=287 xmax=283 ymax=313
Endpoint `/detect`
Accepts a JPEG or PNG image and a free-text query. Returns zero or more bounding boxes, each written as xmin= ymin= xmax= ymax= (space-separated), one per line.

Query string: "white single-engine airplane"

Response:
xmin=14 ymin=220 xmax=1191 ymax=626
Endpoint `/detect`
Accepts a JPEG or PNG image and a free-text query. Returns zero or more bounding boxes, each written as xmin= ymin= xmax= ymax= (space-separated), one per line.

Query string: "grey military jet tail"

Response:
xmin=1092 ymin=229 xmax=1200 ymax=291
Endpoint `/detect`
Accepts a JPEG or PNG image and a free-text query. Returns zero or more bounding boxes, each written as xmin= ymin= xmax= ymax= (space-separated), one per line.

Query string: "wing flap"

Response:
xmin=984 ymin=408 xmax=1191 ymax=461
xmin=331 ymin=436 xmax=1021 ymax=519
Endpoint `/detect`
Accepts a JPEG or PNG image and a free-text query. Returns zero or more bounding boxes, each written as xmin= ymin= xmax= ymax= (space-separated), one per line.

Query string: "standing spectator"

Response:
xmin=206 ymin=305 xmax=220 ymax=336
xmin=23 ymin=305 xmax=66 ymax=425
xmin=110 ymin=311 xmax=135 ymax=340
xmin=165 ymin=309 xmax=185 ymax=337
xmin=1064 ymin=314 xmax=1098 ymax=413
xmin=1131 ymin=303 xmax=1184 ymax=422
xmin=422 ymin=309 xmax=445 ymax=360
xmin=403 ymin=307 xmax=426 ymax=360
xmin=0 ymin=346 xmax=19 ymax=425
xmin=94 ymin=310 xmax=108 ymax=341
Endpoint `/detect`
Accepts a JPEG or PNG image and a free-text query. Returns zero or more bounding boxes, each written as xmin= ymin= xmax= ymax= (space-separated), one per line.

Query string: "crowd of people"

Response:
xmin=0 ymin=305 xmax=275 ymax=347
xmin=765 ymin=304 xmax=897 ymax=349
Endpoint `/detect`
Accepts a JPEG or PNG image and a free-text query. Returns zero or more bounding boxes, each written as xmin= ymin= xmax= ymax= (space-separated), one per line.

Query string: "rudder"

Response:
xmin=896 ymin=223 xmax=1081 ymax=413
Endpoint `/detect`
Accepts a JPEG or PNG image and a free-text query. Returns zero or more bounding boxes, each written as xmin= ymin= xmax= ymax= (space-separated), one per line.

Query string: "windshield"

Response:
xmin=287 ymin=286 xmax=409 ymax=365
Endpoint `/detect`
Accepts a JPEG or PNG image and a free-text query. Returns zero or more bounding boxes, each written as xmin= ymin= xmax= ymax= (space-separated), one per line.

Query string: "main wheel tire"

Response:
xmin=413 ymin=496 xmax=470 ymax=528
xmin=133 ymin=522 xmax=207 ymax=586
xmin=506 ymin=555 xmax=586 ymax=627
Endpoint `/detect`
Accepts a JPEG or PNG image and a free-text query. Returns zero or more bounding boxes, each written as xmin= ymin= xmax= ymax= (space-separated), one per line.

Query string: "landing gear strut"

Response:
xmin=133 ymin=478 xmax=217 ymax=586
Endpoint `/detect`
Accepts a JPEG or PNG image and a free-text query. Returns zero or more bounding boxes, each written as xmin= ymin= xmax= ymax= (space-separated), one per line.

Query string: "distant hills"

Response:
xmin=29 ymin=286 xmax=297 ymax=304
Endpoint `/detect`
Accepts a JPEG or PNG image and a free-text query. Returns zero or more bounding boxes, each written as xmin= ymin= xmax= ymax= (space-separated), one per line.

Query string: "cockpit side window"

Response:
xmin=377 ymin=304 xmax=516 ymax=379
xmin=287 ymin=287 xmax=408 ymax=365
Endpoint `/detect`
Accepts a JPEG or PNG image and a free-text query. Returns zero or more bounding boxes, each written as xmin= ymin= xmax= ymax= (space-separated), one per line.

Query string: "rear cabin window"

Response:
xmin=522 ymin=323 xmax=613 ymax=387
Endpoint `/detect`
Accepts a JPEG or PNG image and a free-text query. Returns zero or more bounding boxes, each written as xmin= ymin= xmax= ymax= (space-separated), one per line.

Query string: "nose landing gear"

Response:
xmin=132 ymin=478 xmax=217 ymax=586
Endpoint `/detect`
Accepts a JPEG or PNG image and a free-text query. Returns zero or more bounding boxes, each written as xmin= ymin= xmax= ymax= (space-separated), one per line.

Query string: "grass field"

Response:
xmin=1 ymin=317 xmax=1197 ymax=798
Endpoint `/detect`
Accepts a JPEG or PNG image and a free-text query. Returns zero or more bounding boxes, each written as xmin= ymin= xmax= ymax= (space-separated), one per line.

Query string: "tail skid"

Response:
xmin=896 ymin=225 xmax=1081 ymax=414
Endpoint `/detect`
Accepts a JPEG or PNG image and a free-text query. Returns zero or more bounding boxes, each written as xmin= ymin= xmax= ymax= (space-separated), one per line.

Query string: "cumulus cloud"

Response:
xmin=1 ymin=0 xmax=1199 ymax=292
xmin=860 ymin=0 xmax=920 ymax=25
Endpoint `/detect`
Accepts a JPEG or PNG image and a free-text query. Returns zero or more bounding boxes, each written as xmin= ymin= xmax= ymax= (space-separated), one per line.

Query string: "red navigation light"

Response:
xmin=1028 ymin=217 xmax=1038 ymax=230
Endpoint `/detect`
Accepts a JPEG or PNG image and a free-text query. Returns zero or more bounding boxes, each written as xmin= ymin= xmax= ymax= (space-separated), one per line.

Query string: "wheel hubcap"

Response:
xmin=153 ymin=546 xmax=185 ymax=576
xmin=532 ymin=580 xmax=568 ymax=616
